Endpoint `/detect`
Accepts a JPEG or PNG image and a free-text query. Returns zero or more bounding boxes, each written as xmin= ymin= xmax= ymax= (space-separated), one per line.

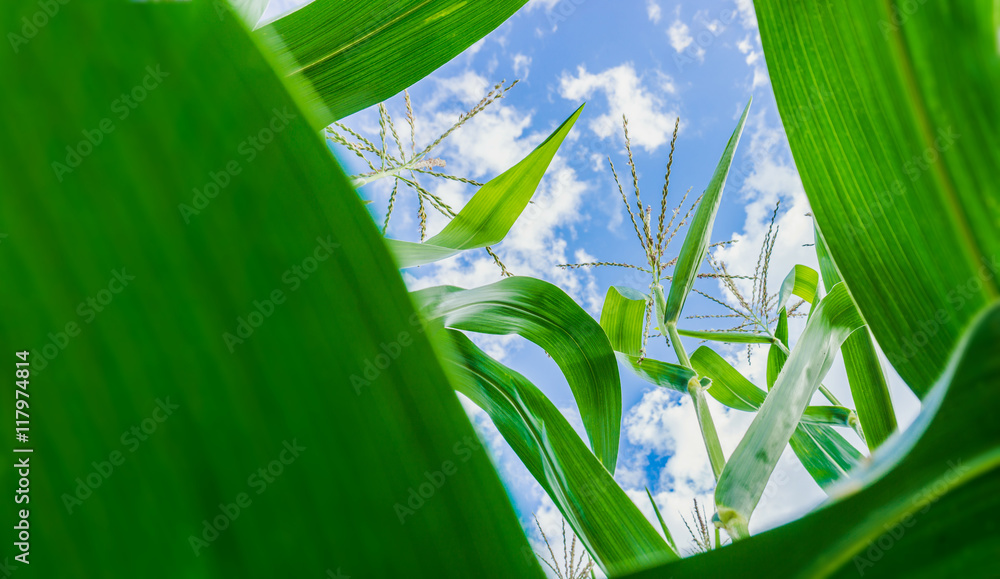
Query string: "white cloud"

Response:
xmin=558 ymin=63 xmax=679 ymax=152
xmin=646 ymin=0 xmax=662 ymax=23
xmin=512 ymin=53 xmax=532 ymax=80
xmin=667 ymin=19 xmax=697 ymax=56
xmin=734 ymin=0 xmax=758 ymax=30
xmin=737 ymin=33 xmax=769 ymax=90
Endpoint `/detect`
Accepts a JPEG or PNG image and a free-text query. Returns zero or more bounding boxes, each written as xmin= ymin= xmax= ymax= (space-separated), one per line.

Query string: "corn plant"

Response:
xmin=6 ymin=0 xmax=998 ymax=578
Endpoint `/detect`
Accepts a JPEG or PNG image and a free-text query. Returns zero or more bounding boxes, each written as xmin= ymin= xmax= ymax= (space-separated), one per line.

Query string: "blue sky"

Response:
xmin=265 ymin=0 xmax=921 ymax=569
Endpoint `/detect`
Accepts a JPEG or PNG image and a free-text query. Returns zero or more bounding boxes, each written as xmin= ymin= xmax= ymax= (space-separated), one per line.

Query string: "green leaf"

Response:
xmin=259 ymin=0 xmax=531 ymax=127
xmin=0 ymin=3 xmax=541 ymax=576
xmin=414 ymin=277 xmax=622 ymax=471
xmin=622 ymin=302 xmax=1000 ymax=578
xmin=690 ymin=347 xmax=765 ymax=412
xmin=675 ymin=329 xmax=774 ymax=344
xmin=646 ymin=488 xmax=680 ymax=555
xmin=691 ymin=346 xmax=863 ymax=491
xmin=600 ymin=286 xmax=649 ymax=357
xmin=442 ymin=331 xmax=677 ymax=576
xmin=765 ymin=276 xmax=865 ymax=491
xmin=715 ymin=283 xmax=866 ymax=534
xmin=766 ymin=308 xmax=789 ymax=388
xmin=387 ymin=105 xmax=584 ymax=268
xmin=777 ymin=264 xmax=819 ymax=311
xmin=754 ymin=0 xmax=1000 ymax=397
xmin=662 ymin=98 xmax=751 ymax=324
xmin=229 ymin=0 xmax=271 ymax=28
xmin=617 ymin=353 xmax=695 ymax=394
xmin=815 ymin=225 xmax=897 ymax=451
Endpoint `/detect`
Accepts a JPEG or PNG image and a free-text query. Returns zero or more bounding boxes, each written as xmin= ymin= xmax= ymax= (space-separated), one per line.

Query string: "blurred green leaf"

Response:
xmin=443 ymin=330 xmax=677 ymax=576
xmin=0 ymin=3 xmax=541 ymax=577
xmin=259 ymin=0 xmax=531 ymax=127
xmin=229 ymin=0 xmax=271 ymax=28
xmin=815 ymin=225 xmax=897 ymax=451
xmin=715 ymin=283 xmax=865 ymax=534
xmin=388 ymin=105 xmax=583 ymax=268
xmin=623 ymin=302 xmax=1000 ymax=578
xmin=662 ymin=98 xmax=751 ymax=324
xmin=414 ymin=277 xmax=622 ymax=471
xmin=755 ymin=0 xmax=1000 ymax=397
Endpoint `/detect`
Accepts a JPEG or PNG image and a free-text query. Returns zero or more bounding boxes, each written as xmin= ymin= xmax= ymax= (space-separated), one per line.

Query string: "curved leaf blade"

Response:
xmin=600 ymin=285 xmax=649 ymax=357
xmin=388 ymin=105 xmax=584 ymax=268
xmin=715 ymin=283 xmax=865 ymax=532
xmin=443 ymin=331 xmax=677 ymax=575
xmin=623 ymin=303 xmax=1000 ymax=579
xmin=755 ymin=0 xmax=1000 ymax=396
xmin=0 ymin=3 xmax=540 ymax=576
xmin=693 ymin=346 xmax=863 ymax=491
xmin=259 ymin=0 xmax=531 ymax=127
xmin=414 ymin=277 xmax=622 ymax=471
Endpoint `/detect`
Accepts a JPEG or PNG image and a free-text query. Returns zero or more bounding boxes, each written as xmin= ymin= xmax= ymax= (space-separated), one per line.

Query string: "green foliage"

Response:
xmin=443 ymin=331 xmax=677 ymax=575
xmin=259 ymin=0 xmax=531 ymax=127
xmin=388 ymin=104 xmax=584 ymax=268
xmin=0 ymin=2 xmax=540 ymax=576
xmin=754 ymin=0 xmax=1000 ymax=397
xmin=415 ymin=277 xmax=621 ymax=471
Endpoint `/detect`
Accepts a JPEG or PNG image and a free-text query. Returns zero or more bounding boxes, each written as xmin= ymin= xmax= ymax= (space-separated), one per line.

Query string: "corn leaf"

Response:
xmin=815 ymin=225 xmax=897 ymax=451
xmin=414 ymin=277 xmax=622 ymax=471
xmin=0 ymin=3 xmax=540 ymax=576
xmin=229 ymin=0 xmax=271 ymax=28
xmin=443 ymin=330 xmax=677 ymax=576
xmin=617 ymin=353 xmax=695 ymax=394
xmin=622 ymin=302 xmax=1000 ymax=578
xmin=715 ymin=283 xmax=865 ymax=532
xmin=600 ymin=286 xmax=649 ymax=357
xmin=662 ymin=98 xmax=751 ymax=324
xmin=777 ymin=264 xmax=819 ymax=311
xmin=691 ymin=346 xmax=863 ymax=491
xmin=645 ymin=488 xmax=680 ymax=554
xmin=259 ymin=0 xmax=531 ymax=127
xmin=754 ymin=0 xmax=1000 ymax=397
xmin=764 ymin=273 xmax=865 ymax=491
xmin=388 ymin=105 xmax=583 ymax=268
xmin=675 ymin=329 xmax=774 ymax=344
